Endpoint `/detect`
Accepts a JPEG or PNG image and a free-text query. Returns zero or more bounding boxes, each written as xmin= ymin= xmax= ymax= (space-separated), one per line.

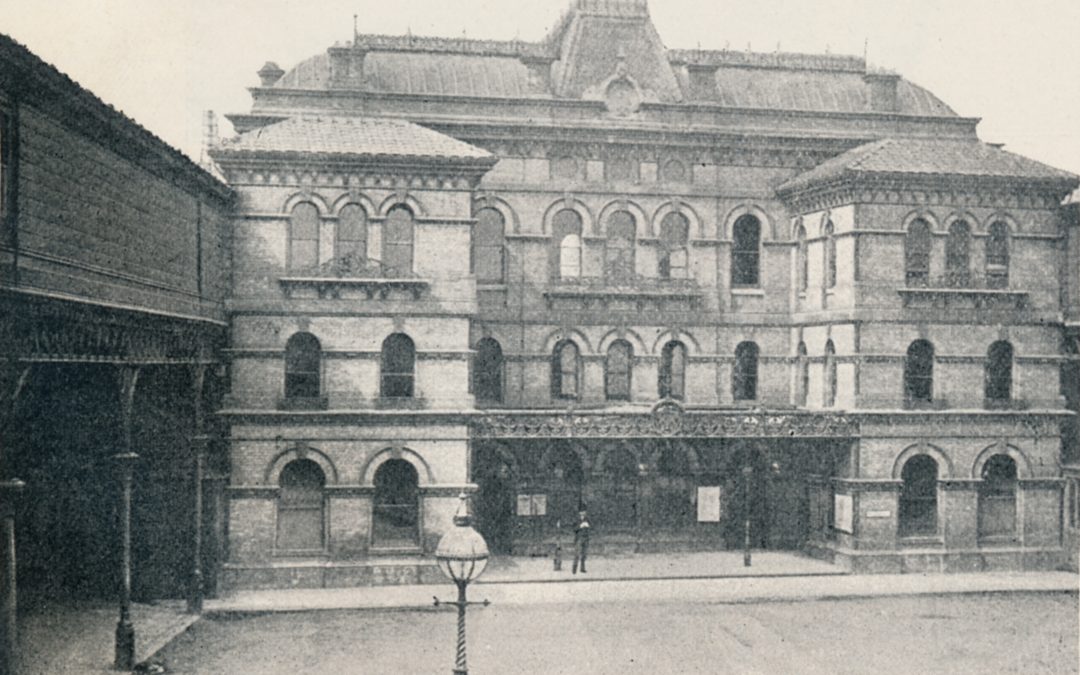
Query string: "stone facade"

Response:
xmin=214 ymin=0 xmax=1080 ymax=585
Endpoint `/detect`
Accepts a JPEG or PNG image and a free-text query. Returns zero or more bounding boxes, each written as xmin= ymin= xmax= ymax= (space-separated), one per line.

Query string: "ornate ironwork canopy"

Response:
xmin=473 ymin=402 xmax=858 ymax=440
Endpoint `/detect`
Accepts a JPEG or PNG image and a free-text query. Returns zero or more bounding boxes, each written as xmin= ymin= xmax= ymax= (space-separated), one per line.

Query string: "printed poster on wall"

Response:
xmin=834 ymin=493 xmax=854 ymax=534
xmin=696 ymin=486 xmax=722 ymax=522
xmin=516 ymin=493 xmax=548 ymax=517
xmin=516 ymin=494 xmax=532 ymax=516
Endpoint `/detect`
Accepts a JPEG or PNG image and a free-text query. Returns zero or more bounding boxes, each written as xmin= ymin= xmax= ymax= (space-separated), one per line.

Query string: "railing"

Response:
xmin=279 ymin=254 xmax=429 ymax=300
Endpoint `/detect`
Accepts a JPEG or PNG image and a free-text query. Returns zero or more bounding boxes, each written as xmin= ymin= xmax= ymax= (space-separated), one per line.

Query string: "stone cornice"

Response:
xmin=213 ymin=157 xmax=489 ymax=191
xmin=780 ymin=175 xmax=1072 ymax=214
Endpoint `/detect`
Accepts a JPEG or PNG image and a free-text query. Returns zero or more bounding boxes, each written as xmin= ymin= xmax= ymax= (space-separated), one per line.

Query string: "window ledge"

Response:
xmin=277 ymin=396 xmax=329 ymax=411
xmin=374 ymin=396 xmax=426 ymax=410
xmin=730 ymin=287 xmax=765 ymax=296
xmin=977 ymin=535 xmax=1020 ymax=547
xmin=904 ymin=398 xmax=948 ymax=411
xmin=898 ymin=287 xmax=1029 ymax=310
xmin=984 ymin=398 xmax=1029 ymax=411
xmin=898 ymin=535 xmax=944 ymax=547
xmin=272 ymin=549 xmax=328 ymax=558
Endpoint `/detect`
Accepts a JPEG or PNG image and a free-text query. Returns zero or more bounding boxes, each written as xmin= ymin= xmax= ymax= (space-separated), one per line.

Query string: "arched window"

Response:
xmin=553 ymin=209 xmax=583 ymax=279
xmin=946 ymin=220 xmax=971 ymax=287
xmin=905 ymin=218 xmax=932 ymax=287
xmin=905 ymin=340 xmax=934 ymax=404
xmin=823 ymin=221 xmax=836 ymax=290
xmin=659 ymin=212 xmax=690 ymax=280
xmin=473 ymin=337 xmax=503 ymax=404
xmin=824 ymin=340 xmax=837 ymax=408
xmin=552 ymin=340 xmax=581 ymax=399
xmin=796 ymin=224 xmax=808 ymax=292
xmin=373 ymin=459 xmax=419 ymax=547
xmin=473 ymin=207 xmax=505 ymax=284
xmin=605 ymin=210 xmax=636 ymax=281
xmin=985 ymin=341 xmax=1013 ymax=403
xmin=605 ymin=340 xmax=633 ymax=401
xmin=978 ymin=454 xmax=1018 ymax=541
xmin=733 ymin=342 xmax=759 ymax=402
xmin=337 ymin=203 xmax=367 ymax=260
xmin=986 ymin=221 xmax=1009 ymax=289
xmin=899 ymin=455 xmax=938 ymax=537
xmin=276 ymin=459 xmax=326 ymax=551
xmin=382 ymin=205 xmax=414 ymax=278
xmin=731 ymin=215 xmax=761 ymax=287
xmin=796 ymin=341 xmax=809 ymax=406
xmin=381 ymin=333 xmax=415 ymax=399
xmin=284 ymin=332 xmax=320 ymax=400
xmin=659 ymin=341 xmax=687 ymax=400
xmin=288 ymin=202 xmax=320 ymax=271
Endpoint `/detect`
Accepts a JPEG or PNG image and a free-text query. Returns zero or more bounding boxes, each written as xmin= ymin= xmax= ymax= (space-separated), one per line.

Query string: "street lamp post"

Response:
xmin=433 ymin=493 xmax=490 ymax=675
xmin=113 ymin=452 xmax=139 ymax=671
xmin=742 ymin=465 xmax=753 ymax=567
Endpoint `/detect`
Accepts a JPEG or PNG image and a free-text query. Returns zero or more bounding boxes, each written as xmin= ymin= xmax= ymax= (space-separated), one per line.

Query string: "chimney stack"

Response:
xmin=257 ymin=62 xmax=285 ymax=87
xmin=864 ymin=70 xmax=900 ymax=113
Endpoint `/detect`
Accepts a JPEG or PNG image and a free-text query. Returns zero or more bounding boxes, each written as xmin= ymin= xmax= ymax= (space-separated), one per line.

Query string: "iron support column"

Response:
xmin=114 ymin=366 xmax=139 ymax=671
xmin=0 ymin=479 xmax=24 ymax=675
xmin=187 ymin=365 xmax=207 ymax=614
xmin=113 ymin=452 xmax=138 ymax=671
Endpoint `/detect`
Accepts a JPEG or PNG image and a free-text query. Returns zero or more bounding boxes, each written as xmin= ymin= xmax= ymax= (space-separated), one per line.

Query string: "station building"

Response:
xmin=211 ymin=0 xmax=1080 ymax=586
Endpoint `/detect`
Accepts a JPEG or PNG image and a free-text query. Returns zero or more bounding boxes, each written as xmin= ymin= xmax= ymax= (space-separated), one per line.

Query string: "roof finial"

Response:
xmin=353 ymin=13 xmax=358 ymax=43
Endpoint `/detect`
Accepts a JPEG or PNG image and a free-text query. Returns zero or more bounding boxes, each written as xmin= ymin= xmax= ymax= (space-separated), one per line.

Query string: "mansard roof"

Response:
xmin=211 ymin=116 xmax=494 ymax=163
xmin=778 ymin=138 xmax=1079 ymax=194
xmin=265 ymin=0 xmax=955 ymax=118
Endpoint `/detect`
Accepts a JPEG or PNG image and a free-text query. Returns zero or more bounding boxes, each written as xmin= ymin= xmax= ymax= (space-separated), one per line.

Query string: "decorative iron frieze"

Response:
xmin=1 ymin=291 xmax=223 ymax=364
xmin=472 ymin=409 xmax=858 ymax=439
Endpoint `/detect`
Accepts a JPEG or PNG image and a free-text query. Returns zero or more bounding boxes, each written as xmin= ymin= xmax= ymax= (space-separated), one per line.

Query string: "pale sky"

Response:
xmin=2 ymin=0 xmax=1078 ymax=176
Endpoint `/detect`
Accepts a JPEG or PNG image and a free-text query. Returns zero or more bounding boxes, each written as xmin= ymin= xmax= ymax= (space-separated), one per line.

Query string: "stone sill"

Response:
xmin=277 ymin=396 xmax=329 ymax=411
xmin=898 ymin=535 xmax=945 ymax=548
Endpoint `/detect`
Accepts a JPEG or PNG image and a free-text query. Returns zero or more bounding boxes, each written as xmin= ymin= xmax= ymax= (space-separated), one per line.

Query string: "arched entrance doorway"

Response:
xmin=372 ymin=459 xmax=419 ymax=549
xmin=594 ymin=445 xmax=640 ymax=533
xmin=542 ymin=445 xmax=584 ymax=531
xmin=474 ymin=449 xmax=514 ymax=555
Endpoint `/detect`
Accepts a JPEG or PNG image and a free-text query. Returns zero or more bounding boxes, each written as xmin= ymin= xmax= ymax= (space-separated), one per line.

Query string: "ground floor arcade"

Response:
xmin=219 ymin=405 xmax=1072 ymax=588
xmin=0 ymin=291 xmax=226 ymax=672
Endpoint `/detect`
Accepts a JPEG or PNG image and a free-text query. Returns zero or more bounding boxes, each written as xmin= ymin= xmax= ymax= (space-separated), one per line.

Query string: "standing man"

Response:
xmin=572 ymin=509 xmax=590 ymax=574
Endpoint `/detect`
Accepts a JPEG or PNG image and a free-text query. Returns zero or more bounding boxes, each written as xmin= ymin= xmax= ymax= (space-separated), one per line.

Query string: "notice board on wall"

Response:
xmin=516 ymin=493 xmax=547 ymax=517
xmin=834 ymin=493 xmax=854 ymax=534
xmin=696 ymin=486 xmax=722 ymax=522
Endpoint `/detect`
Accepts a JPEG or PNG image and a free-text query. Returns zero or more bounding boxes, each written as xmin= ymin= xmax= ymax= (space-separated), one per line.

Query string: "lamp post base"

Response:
xmin=114 ymin=619 xmax=135 ymax=671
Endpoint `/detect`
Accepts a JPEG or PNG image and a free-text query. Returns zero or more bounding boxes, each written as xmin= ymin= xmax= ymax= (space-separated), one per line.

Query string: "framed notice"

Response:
xmin=834 ymin=493 xmax=854 ymax=534
xmin=516 ymin=494 xmax=532 ymax=516
xmin=697 ymin=486 xmax=722 ymax=522
xmin=516 ymin=493 xmax=548 ymax=517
